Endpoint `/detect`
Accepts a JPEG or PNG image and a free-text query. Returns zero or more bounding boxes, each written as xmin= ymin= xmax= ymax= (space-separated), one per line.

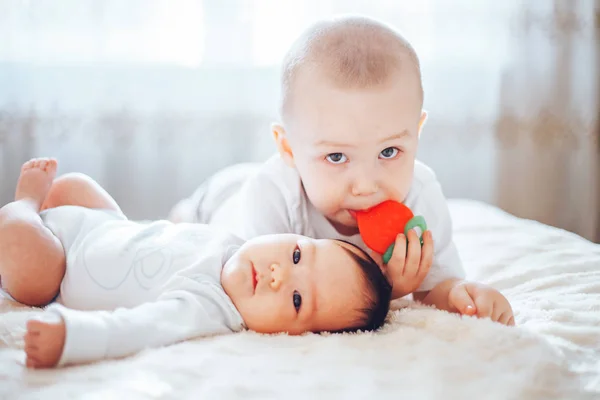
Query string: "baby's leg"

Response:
xmin=40 ymin=172 xmax=122 ymax=214
xmin=0 ymin=158 xmax=65 ymax=306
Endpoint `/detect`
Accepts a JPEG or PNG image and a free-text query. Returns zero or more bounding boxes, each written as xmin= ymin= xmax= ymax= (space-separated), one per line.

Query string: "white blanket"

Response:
xmin=1 ymin=200 xmax=599 ymax=399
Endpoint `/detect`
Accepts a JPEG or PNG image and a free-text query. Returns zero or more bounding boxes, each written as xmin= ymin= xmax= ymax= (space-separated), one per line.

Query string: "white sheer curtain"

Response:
xmin=0 ymin=1 xmax=518 ymax=66
xmin=0 ymin=0 xmax=520 ymax=113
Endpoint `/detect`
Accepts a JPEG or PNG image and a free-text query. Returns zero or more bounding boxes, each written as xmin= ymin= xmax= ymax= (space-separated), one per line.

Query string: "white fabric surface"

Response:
xmin=1 ymin=199 xmax=598 ymax=399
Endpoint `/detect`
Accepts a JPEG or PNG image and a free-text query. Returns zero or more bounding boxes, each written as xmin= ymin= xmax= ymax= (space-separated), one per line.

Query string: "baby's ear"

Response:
xmin=417 ymin=110 xmax=428 ymax=138
xmin=272 ymin=123 xmax=295 ymax=168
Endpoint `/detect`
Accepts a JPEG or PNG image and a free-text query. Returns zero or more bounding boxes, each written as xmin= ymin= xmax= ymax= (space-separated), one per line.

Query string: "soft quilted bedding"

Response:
xmin=1 ymin=199 xmax=599 ymax=399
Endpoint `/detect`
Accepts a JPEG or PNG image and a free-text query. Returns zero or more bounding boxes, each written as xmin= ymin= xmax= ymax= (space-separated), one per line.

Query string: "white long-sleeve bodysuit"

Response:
xmin=38 ymin=206 xmax=245 ymax=366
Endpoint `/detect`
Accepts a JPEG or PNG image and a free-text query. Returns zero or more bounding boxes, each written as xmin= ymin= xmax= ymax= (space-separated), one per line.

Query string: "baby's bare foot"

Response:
xmin=15 ymin=158 xmax=58 ymax=210
xmin=24 ymin=314 xmax=65 ymax=369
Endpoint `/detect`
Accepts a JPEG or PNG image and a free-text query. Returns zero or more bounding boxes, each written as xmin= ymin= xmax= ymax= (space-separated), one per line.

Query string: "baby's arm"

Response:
xmin=384 ymin=171 xmax=464 ymax=301
xmin=413 ymin=278 xmax=462 ymax=311
xmin=399 ymin=176 xmax=516 ymax=325
xmin=416 ymin=278 xmax=515 ymax=326
xmin=24 ymin=290 xmax=239 ymax=368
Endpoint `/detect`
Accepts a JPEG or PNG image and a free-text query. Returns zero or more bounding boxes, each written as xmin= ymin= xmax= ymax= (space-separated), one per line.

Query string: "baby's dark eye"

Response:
xmin=293 ymin=246 xmax=301 ymax=264
xmin=293 ymin=290 xmax=302 ymax=312
xmin=325 ymin=153 xmax=348 ymax=164
xmin=379 ymin=147 xmax=399 ymax=159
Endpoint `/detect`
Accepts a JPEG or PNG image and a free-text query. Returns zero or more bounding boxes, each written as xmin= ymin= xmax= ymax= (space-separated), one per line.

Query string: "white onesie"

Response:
xmin=38 ymin=206 xmax=245 ymax=366
xmin=185 ymin=154 xmax=465 ymax=292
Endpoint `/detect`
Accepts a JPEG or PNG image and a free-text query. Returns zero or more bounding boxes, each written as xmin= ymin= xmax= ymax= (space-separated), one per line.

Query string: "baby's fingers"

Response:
xmin=498 ymin=310 xmax=515 ymax=326
xmin=26 ymin=355 xmax=40 ymax=369
xmin=404 ymin=230 xmax=421 ymax=277
xmin=418 ymin=231 xmax=434 ymax=278
xmin=449 ymin=284 xmax=477 ymax=316
xmin=474 ymin=296 xmax=494 ymax=319
xmin=388 ymin=233 xmax=407 ymax=273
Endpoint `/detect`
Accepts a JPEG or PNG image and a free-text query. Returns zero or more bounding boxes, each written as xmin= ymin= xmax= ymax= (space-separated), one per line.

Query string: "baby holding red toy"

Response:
xmin=171 ymin=15 xmax=515 ymax=326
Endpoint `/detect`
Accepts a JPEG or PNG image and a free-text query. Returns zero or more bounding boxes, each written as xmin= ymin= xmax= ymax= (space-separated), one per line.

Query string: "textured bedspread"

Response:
xmin=1 ymin=200 xmax=598 ymax=399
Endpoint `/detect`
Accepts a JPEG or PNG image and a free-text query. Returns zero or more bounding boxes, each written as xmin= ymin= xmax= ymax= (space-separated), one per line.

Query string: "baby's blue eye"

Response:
xmin=326 ymin=153 xmax=348 ymax=164
xmin=293 ymin=246 xmax=301 ymax=264
xmin=379 ymin=147 xmax=399 ymax=159
xmin=293 ymin=290 xmax=302 ymax=312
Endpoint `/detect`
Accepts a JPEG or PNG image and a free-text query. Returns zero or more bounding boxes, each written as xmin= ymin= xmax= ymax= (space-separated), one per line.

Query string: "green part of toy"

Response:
xmin=382 ymin=215 xmax=428 ymax=265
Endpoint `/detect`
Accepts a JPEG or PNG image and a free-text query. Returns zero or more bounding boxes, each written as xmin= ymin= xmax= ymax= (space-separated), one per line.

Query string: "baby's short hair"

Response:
xmin=280 ymin=15 xmax=423 ymax=122
xmin=335 ymin=240 xmax=392 ymax=333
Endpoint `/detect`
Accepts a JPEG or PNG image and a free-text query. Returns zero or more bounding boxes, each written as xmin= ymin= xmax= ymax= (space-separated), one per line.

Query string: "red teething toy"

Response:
xmin=356 ymin=200 xmax=427 ymax=264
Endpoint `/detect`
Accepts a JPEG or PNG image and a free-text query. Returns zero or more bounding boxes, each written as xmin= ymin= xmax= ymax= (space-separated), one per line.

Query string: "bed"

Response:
xmin=1 ymin=199 xmax=598 ymax=399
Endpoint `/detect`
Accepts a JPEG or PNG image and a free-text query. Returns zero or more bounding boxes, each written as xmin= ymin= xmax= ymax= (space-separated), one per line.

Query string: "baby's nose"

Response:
xmin=270 ymin=263 xmax=284 ymax=290
xmin=351 ymin=171 xmax=378 ymax=196
xmin=352 ymin=180 xmax=378 ymax=196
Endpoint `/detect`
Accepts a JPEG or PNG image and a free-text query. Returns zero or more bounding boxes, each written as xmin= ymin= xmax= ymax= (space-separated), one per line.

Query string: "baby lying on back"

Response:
xmin=0 ymin=158 xmax=391 ymax=368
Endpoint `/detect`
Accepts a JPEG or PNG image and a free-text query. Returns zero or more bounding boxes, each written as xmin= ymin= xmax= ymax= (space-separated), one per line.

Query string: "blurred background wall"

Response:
xmin=0 ymin=0 xmax=598 ymax=242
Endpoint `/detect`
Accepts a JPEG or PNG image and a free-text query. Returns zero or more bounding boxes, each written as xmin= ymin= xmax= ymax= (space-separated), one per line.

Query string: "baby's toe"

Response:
xmin=44 ymin=158 xmax=58 ymax=172
xmin=36 ymin=158 xmax=52 ymax=170
xmin=21 ymin=159 xmax=36 ymax=171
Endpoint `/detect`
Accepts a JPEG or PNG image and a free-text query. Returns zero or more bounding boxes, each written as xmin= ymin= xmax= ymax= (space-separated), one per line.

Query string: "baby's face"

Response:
xmin=282 ymin=69 xmax=424 ymax=235
xmin=221 ymin=234 xmax=369 ymax=334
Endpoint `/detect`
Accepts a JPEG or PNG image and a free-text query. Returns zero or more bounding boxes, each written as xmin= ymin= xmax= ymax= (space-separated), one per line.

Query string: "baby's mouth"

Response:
xmin=251 ymin=263 xmax=258 ymax=293
xmin=349 ymin=203 xmax=383 ymax=217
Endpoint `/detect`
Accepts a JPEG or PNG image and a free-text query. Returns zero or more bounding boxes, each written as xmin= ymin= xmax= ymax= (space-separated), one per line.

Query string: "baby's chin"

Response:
xmin=327 ymin=212 xmax=359 ymax=236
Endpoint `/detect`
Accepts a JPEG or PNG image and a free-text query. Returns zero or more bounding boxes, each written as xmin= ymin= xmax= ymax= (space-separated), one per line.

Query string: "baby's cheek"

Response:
xmin=305 ymin=183 xmax=346 ymax=215
xmin=379 ymin=182 xmax=409 ymax=204
xmin=313 ymin=194 xmax=344 ymax=216
xmin=392 ymin=174 xmax=414 ymax=201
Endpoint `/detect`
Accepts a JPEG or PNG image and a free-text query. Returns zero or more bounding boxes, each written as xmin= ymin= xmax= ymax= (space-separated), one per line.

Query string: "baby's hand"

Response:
xmin=24 ymin=313 xmax=66 ymax=368
xmin=448 ymin=282 xmax=515 ymax=326
xmin=385 ymin=229 xmax=433 ymax=299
